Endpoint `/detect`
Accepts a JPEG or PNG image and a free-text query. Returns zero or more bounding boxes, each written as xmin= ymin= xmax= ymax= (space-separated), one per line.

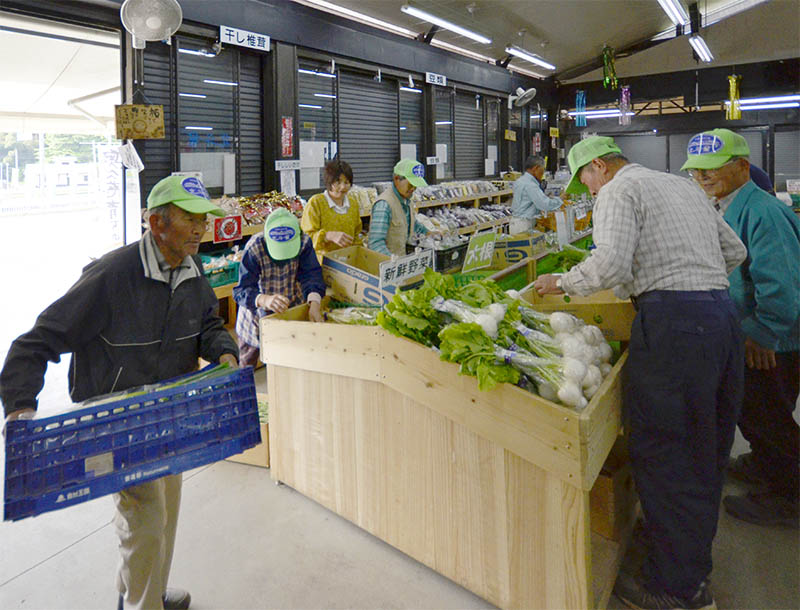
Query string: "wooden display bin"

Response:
xmin=226 ymin=392 xmax=269 ymax=468
xmin=259 ymin=302 xmax=637 ymax=609
xmin=589 ymin=443 xmax=637 ymax=542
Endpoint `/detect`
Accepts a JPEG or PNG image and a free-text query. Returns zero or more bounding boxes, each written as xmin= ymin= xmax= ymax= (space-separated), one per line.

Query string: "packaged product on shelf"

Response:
xmin=215 ymin=191 xmax=305 ymax=226
xmin=347 ymin=186 xmax=378 ymax=217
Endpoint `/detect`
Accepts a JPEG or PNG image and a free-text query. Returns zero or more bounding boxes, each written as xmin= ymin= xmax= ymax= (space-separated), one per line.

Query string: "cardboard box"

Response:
xmin=226 ymin=393 xmax=269 ymax=468
xmin=590 ymin=452 xmax=636 ymax=541
xmin=322 ymin=246 xmax=421 ymax=307
xmin=521 ymin=288 xmax=636 ymax=342
xmin=492 ymin=231 xmax=546 ymax=267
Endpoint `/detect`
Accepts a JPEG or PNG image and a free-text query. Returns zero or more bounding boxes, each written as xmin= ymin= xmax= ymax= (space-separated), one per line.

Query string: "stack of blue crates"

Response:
xmin=4 ymin=366 xmax=261 ymax=521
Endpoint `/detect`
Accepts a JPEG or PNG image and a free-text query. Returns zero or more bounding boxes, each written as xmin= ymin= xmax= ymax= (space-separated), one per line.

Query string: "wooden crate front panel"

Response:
xmin=268 ymin=365 xmax=594 ymax=609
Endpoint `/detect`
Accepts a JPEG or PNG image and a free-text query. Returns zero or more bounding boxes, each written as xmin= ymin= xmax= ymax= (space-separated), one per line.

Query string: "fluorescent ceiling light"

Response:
xmin=430 ymin=39 xmax=495 ymax=63
xmin=298 ymin=68 xmax=336 ymax=78
xmin=401 ymin=4 xmax=492 ymax=45
xmin=651 ymin=0 xmax=768 ymax=41
xmin=400 ymin=126 xmax=407 ymax=130
xmin=435 ymin=120 xmax=452 ymax=125
xmin=508 ymin=64 xmax=548 ymax=79
xmin=314 ymin=93 xmax=336 ymax=98
xmin=656 ymin=0 xmax=690 ymax=26
xmin=569 ymin=110 xmax=634 ymax=118
xmin=185 ymin=126 xmax=212 ymax=130
xmin=737 ymin=102 xmax=800 ymax=110
xmin=400 ymin=86 xmax=422 ymax=93
xmin=179 ymin=48 xmax=215 ymax=57
xmin=688 ymin=34 xmax=714 ymax=62
xmin=505 ymin=45 xmax=556 ymax=71
xmin=296 ymin=0 xmax=414 ymax=37
xmin=732 ymin=94 xmax=800 ymax=104
xmin=299 ymin=104 xmax=323 ymax=109
xmin=179 ymin=93 xmax=207 ymax=99
xmin=203 ymin=79 xmax=238 ymax=86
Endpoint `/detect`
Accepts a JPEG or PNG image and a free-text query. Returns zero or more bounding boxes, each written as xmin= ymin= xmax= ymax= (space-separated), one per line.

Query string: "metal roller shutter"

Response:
xmin=239 ymin=53 xmax=263 ymax=195
xmin=614 ymin=134 xmax=667 ymax=171
xmin=140 ymin=43 xmax=174 ymax=197
xmin=454 ymin=92 xmax=484 ymax=179
xmin=338 ymin=71 xmax=398 ymax=186
xmin=774 ymin=129 xmax=800 ymax=191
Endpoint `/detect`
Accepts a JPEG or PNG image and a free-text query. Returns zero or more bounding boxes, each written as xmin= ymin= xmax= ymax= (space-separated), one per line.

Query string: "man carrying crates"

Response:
xmin=1 ymin=175 xmax=239 ymax=610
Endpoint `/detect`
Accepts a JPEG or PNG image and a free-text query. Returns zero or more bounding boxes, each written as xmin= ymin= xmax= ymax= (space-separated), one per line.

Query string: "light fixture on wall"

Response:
xmin=299 ymin=103 xmax=323 ymax=109
xmin=688 ymin=34 xmax=714 ymax=62
xmin=298 ymin=68 xmax=337 ymax=79
xmin=400 ymin=4 xmax=492 ymax=44
xmin=504 ymin=45 xmax=555 ymax=71
xmin=656 ymin=0 xmax=690 ymax=26
xmin=400 ymin=86 xmax=423 ymax=93
xmin=726 ymin=94 xmax=800 ymax=111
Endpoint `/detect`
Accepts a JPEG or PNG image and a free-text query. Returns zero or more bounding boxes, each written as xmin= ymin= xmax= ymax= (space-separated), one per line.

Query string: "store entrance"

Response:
xmin=0 ymin=13 xmax=125 ymax=413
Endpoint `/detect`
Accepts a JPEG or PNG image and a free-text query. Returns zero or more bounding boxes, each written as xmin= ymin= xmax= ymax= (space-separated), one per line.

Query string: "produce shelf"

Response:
xmin=457 ymin=216 xmax=510 ymax=235
xmin=361 ymin=188 xmax=512 ymax=218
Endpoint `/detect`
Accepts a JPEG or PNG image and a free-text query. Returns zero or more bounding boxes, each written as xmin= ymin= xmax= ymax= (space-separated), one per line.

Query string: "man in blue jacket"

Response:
xmin=683 ymin=128 xmax=800 ymax=527
xmin=510 ymin=155 xmax=564 ymax=234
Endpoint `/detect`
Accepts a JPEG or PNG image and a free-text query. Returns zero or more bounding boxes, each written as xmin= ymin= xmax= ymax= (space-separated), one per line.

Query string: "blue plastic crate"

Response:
xmin=4 ymin=366 xmax=261 ymax=521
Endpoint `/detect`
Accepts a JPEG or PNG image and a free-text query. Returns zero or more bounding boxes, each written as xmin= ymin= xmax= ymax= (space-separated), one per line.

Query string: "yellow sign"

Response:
xmin=303 ymin=122 xmax=316 ymax=129
xmin=115 ymin=104 xmax=165 ymax=140
xmin=504 ymin=129 xmax=517 ymax=142
xmin=549 ymin=127 xmax=560 ymax=138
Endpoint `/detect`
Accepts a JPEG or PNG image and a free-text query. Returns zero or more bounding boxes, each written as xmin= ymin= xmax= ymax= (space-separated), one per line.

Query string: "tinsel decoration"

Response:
xmin=726 ymin=74 xmax=742 ymax=120
xmin=619 ymin=85 xmax=631 ymax=125
xmin=602 ymin=46 xmax=618 ymax=90
xmin=576 ymin=90 xmax=587 ymax=127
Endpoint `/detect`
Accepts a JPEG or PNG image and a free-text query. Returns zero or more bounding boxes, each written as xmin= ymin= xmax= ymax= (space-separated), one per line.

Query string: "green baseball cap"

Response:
xmin=680 ymin=128 xmax=750 ymax=171
xmin=565 ymin=136 xmax=622 ymax=195
xmin=264 ymin=208 xmax=301 ymax=260
xmin=393 ymin=158 xmax=428 ymax=188
xmin=146 ymin=175 xmax=225 ymax=216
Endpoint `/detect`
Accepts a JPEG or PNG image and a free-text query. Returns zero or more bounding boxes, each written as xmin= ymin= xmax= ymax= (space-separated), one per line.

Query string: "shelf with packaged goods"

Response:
xmin=360 ymin=188 xmax=513 ymax=218
xmin=201 ymin=222 xmax=264 ymax=244
xmin=457 ymin=217 xmax=510 ymax=235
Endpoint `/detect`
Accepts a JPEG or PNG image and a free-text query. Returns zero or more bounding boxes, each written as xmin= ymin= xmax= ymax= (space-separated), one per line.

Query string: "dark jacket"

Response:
xmin=0 ymin=241 xmax=238 ymax=416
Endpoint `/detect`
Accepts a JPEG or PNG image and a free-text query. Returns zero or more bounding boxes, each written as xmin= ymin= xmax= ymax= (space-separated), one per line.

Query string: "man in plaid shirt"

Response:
xmin=535 ymin=136 xmax=746 ymax=610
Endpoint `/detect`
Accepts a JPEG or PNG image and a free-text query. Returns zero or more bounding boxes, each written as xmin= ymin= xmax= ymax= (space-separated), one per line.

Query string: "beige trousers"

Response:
xmin=113 ymin=474 xmax=182 ymax=610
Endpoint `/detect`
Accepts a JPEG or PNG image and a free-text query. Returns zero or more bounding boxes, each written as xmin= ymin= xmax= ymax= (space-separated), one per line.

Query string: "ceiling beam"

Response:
xmin=555 ymin=34 xmax=677 ymax=82
xmin=416 ymin=24 xmax=440 ymax=44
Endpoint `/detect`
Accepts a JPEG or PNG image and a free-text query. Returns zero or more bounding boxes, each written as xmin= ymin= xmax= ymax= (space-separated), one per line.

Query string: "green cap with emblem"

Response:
xmin=393 ymin=158 xmax=428 ymax=188
xmin=680 ymin=128 xmax=750 ymax=171
xmin=146 ymin=175 xmax=225 ymax=216
xmin=564 ymin=136 xmax=622 ymax=195
xmin=264 ymin=208 xmax=301 ymax=260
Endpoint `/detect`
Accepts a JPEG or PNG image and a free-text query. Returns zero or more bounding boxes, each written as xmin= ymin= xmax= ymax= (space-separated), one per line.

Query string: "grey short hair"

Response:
xmin=142 ymin=203 xmax=175 ymax=228
xmin=598 ymin=152 xmax=629 ymax=164
xmin=524 ymin=155 xmax=546 ymax=171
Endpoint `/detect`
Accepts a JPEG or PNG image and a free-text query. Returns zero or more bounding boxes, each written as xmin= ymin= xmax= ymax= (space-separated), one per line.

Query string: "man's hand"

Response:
xmin=3 ymin=408 xmax=35 ymax=438
xmin=745 ymin=337 xmax=777 ymax=370
xmin=307 ymin=301 xmax=323 ymax=323
xmin=533 ymin=273 xmax=564 ymax=296
xmin=256 ymin=293 xmax=290 ymax=313
xmin=326 ymin=231 xmax=354 ymax=248
xmin=219 ymin=353 xmax=238 ymax=368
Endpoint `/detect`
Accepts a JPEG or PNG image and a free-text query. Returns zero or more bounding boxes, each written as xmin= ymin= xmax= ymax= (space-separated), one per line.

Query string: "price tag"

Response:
xmin=213 ymin=215 xmax=243 ymax=243
xmin=462 ymin=232 xmax=497 ymax=272
xmin=379 ymin=250 xmax=433 ymax=287
xmin=275 ymin=159 xmax=301 ymax=171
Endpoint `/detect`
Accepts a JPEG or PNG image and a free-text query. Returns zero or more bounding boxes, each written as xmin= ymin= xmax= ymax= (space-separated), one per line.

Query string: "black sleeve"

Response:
xmin=197 ymin=277 xmax=239 ymax=363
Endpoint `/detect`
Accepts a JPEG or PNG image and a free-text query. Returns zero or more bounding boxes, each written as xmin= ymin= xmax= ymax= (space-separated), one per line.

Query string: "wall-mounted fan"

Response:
xmin=508 ymin=86 xmax=537 ymax=109
xmin=120 ymin=0 xmax=183 ymax=49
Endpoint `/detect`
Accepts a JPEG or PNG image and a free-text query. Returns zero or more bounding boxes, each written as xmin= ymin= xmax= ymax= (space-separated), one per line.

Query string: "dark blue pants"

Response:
xmin=624 ymin=290 xmax=743 ymax=598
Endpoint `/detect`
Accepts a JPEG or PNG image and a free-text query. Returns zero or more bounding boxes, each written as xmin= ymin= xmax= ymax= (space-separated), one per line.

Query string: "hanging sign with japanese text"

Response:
xmin=115 ymin=105 xmax=165 ymax=140
xmin=462 ymin=232 xmax=497 ymax=272
xmin=281 ymin=116 xmax=293 ymax=157
xmin=379 ymin=250 xmax=434 ymax=287
xmin=213 ymin=215 xmax=243 ymax=243
xmin=425 ymin=72 xmax=447 ymax=86
xmin=219 ymin=26 xmax=270 ymax=51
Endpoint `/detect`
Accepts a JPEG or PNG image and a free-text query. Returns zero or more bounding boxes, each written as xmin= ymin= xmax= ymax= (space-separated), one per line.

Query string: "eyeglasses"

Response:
xmin=687 ymin=159 xmax=739 ymax=180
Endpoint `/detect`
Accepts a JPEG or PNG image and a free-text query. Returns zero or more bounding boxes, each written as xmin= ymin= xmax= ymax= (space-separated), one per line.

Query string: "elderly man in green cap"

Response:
xmin=0 ymin=175 xmax=238 ymax=610
xmin=368 ymin=158 xmax=431 ymax=256
xmin=534 ymin=136 xmax=747 ymax=609
xmin=683 ymin=128 xmax=800 ymax=528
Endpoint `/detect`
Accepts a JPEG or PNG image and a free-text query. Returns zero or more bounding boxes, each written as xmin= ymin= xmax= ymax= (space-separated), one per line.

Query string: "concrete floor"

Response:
xmin=1 ymin=369 xmax=798 ymax=610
